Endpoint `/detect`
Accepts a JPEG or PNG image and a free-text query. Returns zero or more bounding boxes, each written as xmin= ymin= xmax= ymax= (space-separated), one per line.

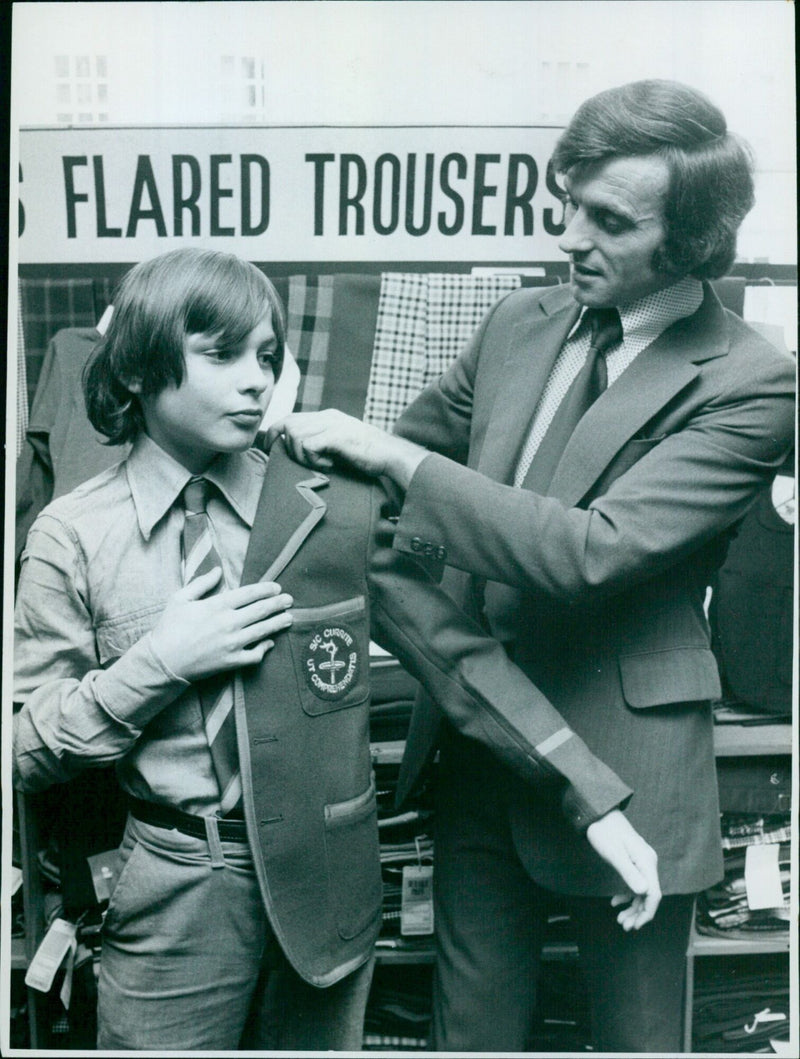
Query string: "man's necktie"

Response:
xmin=482 ymin=308 xmax=623 ymax=641
xmin=181 ymin=477 xmax=242 ymax=816
xmin=513 ymin=307 xmax=623 ymax=492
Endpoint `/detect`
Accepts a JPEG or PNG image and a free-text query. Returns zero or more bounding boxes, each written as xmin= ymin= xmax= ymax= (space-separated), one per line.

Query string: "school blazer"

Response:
xmin=392 ymin=283 xmax=796 ymax=896
xmin=237 ymin=438 xmax=640 ymax=986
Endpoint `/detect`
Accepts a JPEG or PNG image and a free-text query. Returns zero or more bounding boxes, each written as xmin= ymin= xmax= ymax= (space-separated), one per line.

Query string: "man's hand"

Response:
xmin=150 ymin=569 xmax=294 ymax=681
xmin=265 ymin=410 xmax=427 ymax=489
xmin=586 ymin=809 xmax=662 ymax=930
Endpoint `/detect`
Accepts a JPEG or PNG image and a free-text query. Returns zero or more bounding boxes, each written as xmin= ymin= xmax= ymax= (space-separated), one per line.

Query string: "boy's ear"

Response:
xmin=125 ymin=377 xmax=143 ymax=394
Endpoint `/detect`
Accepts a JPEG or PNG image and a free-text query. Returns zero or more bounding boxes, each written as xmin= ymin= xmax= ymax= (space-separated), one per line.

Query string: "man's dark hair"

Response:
xmin=551 ymin=79 xmax=755 ymax=279
xmin=84 ymin=248 xmax=286 ymax=444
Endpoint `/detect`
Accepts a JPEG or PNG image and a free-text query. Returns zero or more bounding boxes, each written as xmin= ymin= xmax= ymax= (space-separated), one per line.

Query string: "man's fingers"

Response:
xmin=611 ymin=857 xmax=648 ymax=899
xmin=262 ymin=421 xmax=286 ymax=449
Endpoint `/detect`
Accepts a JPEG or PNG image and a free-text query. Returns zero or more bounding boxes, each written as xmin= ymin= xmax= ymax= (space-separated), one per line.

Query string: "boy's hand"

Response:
xmin=586 ymin=809 xmax=662 ymax=930
xmin=150 ymin=569 xmax=293 ymax=681
xmin=266 ymin=410 xmax=427 ymax=489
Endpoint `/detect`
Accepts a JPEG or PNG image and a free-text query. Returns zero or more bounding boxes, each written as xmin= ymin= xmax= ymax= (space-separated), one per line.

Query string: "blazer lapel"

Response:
xmin=546 ymin=285 xmax=730 ymax=506
xmin=478 ymin=287 xmax=579 ymax=484
xmin=240 ymin=441 xmax=329 ymax=586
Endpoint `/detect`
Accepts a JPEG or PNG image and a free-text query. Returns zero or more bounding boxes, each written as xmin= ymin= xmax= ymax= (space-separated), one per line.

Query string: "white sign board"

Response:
xmin=18 ymin=125 xmax=567 ymax=264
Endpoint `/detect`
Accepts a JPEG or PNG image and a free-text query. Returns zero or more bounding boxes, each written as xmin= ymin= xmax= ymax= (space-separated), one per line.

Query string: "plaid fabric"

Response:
xmin=364 ymin=274 xmax=427 ymax=432
xmin=17 ymin=280 xmax=29 ymax=457
xmin=364 ymin=273 xmax=521 ymax=432
xmin=286 ymin=275 xmax=334 ymax=412
xmin=19 ymin=277 xmax=114 ymax=409
xmin=425 ymin=273 xmax=521 ymax=387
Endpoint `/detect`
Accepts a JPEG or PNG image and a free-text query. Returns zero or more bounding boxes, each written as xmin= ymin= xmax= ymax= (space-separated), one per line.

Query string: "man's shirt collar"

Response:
xmin=569 ymin=276 xmax=704 ymax=342
xmin=126 ymin=434 xmax=266 ymax=539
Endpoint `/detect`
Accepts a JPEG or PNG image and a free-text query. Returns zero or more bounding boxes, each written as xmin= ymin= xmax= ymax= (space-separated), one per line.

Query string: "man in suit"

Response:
xmin=270 ymin=80 xmax=796 ymax=1052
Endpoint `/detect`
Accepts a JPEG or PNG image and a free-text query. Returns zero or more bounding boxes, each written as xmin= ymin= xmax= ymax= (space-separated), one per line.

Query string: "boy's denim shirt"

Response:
xmin=13 ymin=433 xmax=266 ymax=813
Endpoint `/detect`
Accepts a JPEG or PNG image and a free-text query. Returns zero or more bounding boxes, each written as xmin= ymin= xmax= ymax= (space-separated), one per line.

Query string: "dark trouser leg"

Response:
xmin=572 ymin=891 xmax=696 ymax=1053
xmin=432 ymin=727 xmax=549 ymax=1052
xmin=243 ymin=939 xmax=375 ymax=1052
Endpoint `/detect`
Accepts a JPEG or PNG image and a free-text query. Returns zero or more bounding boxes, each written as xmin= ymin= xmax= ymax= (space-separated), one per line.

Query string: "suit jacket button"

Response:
xmin=411 ymin=536 xmax=423 ymax=552
xmin=437 ymin=546 xmax=446 ymax=560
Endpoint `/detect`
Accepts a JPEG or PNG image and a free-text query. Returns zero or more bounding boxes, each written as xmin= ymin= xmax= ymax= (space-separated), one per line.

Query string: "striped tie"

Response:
xmin=181 ymin=477 xmax=242 ymax=816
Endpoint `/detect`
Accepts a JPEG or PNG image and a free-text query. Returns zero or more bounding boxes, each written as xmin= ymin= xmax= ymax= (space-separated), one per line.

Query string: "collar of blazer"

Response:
xmin=240 ymin=438 xmax=329 ymax=586
xmin=483 ymin=282 xmax=730 ymax=505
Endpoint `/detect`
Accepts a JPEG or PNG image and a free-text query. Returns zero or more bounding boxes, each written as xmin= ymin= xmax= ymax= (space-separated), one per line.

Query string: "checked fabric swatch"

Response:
xmin=364 ymin=273 xmax=522 ymax=433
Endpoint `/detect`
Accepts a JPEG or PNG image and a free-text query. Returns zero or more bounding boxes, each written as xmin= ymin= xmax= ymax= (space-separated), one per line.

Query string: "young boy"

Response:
xmin=14 ymin=248 xmax=653 ymax=1052
xmin=13 ymin=248 xmax=368 ymax=1050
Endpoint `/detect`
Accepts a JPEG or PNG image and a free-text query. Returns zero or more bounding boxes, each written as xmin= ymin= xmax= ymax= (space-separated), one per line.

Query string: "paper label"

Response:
xmin=25 ymin=918 xmax=78 ymax=993
xmin=744 ymin=843 xmax=785 ymax=910
xmin=400 ymin=864 xmax=434 ymax=936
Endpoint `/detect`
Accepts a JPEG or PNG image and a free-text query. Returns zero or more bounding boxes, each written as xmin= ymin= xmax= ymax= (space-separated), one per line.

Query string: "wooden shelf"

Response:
xmin=713 ymin=722 xmax=792 ymax=757
xmin=371 ymin=740 xmax=406 ymax=766
xmin=688 ymin=920 xmax=790 ymax=958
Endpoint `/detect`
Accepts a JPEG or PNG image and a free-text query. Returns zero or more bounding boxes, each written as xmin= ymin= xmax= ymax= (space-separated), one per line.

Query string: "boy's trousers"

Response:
xmin=97 ymin=814 xmax=374 ymax=1051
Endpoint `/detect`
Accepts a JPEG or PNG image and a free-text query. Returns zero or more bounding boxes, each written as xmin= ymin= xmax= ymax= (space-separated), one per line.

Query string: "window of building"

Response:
xmin=55 ymin=55 xmax=69 ymax=78
xmin=97 ymin=83 xmax=108 ymax=103
xmin=56 ymin=113 xmax=73 ymax=124
xmin=75 ymin=56 xmax=91 ymax=78
xmin=56 ymin=83 xmax=71 ymax=103
xmin=96 ymin=55 xmax=107 ymax=78
xmin=77 ymin=83 xmax=91 ymax=104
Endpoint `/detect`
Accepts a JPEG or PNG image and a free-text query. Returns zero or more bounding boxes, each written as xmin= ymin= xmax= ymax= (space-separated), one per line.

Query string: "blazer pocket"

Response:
xmin=323 ymin=776 xmax=383 ymax=940
xmin=619 ymin=646 xmax=722 ymax=708
xmin=287 ymin=596 xmax=370 ymax=715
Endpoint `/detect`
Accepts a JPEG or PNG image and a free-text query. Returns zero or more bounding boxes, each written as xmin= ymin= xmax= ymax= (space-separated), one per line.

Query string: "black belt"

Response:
xmin=128 ymin=797 xmax=248 ymax=842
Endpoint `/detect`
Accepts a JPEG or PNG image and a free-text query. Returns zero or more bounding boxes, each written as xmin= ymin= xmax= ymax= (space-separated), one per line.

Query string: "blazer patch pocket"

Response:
xmin=288 ymin=596 xmax=370 ymax=715
xmin=324 ymin=776 xmax=383 ymax=940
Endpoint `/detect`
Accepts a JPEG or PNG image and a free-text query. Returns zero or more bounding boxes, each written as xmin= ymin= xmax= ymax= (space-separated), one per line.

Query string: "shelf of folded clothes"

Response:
xmin=363 ymin=963 xmax=434 ymax=1050
xmin=695 ymin=812 xmax=791 ymax=952
xmin=690 ymin=954 xmax=791 ymax=1053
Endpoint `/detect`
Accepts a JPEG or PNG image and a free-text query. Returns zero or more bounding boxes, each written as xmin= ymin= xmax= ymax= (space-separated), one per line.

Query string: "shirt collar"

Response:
xmin=569 ymin=276 xmax=704 ymax=342
xmin=126 ymin=434 xmax=266 ymax=540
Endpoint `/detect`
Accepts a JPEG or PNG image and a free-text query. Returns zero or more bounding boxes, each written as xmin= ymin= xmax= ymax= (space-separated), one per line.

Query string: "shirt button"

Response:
xmin=436 ymin=546 xmax=446 ymax=561
xmin=411 ymin=537 xmax=423 ymax=552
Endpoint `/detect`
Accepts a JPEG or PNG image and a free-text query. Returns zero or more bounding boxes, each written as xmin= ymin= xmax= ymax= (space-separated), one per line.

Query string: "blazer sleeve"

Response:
xmin=393 ymin=333 xmax=796 ymax=604
xmin=367 ymin=486 xmax=633 ymax=832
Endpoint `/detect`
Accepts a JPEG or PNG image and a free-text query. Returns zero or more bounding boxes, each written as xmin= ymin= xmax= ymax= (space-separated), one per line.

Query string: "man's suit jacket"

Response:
xmin=392 ymin=283 xmax=795 ymax=897
xmin=237 ymin=439 xmax=638 ymax=986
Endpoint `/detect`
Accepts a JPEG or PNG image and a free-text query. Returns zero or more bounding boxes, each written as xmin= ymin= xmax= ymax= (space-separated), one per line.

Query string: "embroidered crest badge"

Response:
xmin=303 ymin=624 xmax=360 ymax=700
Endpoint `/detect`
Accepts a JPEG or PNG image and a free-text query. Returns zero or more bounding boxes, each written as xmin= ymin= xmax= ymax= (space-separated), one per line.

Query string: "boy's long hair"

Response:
xmin=84 ymin=248 xmax=287 ymax=444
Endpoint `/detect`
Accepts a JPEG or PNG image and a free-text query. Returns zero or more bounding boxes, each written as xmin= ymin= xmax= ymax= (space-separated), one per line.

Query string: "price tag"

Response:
xmin=400 ymin=864 xmax=434 ymax=936
xmin=25 ymin=918 xmax=78 ymax=994
xmin=745 ymin=844 xmax=785 ymax=910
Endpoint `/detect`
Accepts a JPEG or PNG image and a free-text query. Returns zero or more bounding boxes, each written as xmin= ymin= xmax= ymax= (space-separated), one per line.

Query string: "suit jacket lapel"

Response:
xmin=546 ymin=285 xmax=729 ymax=505
xmin=240 ymin=441 xmax=329 ymax=586
xmin=478 ymin=287 xmax=579 ymax=484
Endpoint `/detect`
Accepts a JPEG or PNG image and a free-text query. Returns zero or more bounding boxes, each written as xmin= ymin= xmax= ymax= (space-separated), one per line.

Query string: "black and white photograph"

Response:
xmin=2 ymin=2 xmax=796 ymax=1056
